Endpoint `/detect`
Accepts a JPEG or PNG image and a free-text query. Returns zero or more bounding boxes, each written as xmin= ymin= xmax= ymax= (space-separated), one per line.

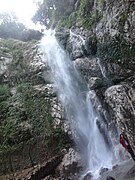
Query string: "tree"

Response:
xmin=0 ymin=12 xmax=42 ymax=41
xmin=0 ymin=12 xmax=26 ymax=40
xmin=32 ymin=0 xmax=77 ymax=28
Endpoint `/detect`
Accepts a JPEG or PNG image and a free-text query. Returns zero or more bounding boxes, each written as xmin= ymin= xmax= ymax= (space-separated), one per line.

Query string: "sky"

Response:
xmin=0 ymin=0 xmax=43 ymax=29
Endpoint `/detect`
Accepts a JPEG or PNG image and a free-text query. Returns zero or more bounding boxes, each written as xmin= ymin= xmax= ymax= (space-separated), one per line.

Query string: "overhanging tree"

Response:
xmin=32 ymin=0 xmax=77 ymax=28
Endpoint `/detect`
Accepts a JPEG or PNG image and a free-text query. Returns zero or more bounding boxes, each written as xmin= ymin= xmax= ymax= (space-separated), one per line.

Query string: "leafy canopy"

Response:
xmin=0 ymin=12 xmax=26 ymax=39
xmin=0 ymin=12 xmax=42 ymax=41
xmin=32 ymin=0 xmax=77 ymax=28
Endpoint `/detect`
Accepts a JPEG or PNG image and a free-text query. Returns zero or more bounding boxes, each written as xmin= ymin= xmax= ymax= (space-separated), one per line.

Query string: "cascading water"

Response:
xmin=40 ymin=30 xmax=113 ymax=178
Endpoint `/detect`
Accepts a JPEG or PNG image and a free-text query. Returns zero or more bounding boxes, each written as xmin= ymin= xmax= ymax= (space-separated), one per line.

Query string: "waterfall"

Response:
xmin=40 ymin=30 xmax=113 ymax=177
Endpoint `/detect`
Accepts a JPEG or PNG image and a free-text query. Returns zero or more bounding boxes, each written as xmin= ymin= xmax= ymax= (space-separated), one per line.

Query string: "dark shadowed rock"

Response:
xmin=83 ymin=172 xmax=93 ymax=180
xmin=106 ymin=176 xmax=115 ymax=180
xmin=29 ymin=154 xmax=64 ymax=180
xmin=125 ymin=164 xmax=135 ymax=178
xmin=100 ymin=168 xmax=109 ymax=175
xmin=112 ymin=164 xmax=118 ymax=170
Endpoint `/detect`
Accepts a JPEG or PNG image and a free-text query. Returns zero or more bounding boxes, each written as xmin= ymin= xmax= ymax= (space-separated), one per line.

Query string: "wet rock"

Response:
xmin=125 ymin=164 xmax=135 ymax=177
xmin=55 ymin=148 xmax=82 ymax=179
xmin=28 ymin=154 xmax=64 ymax=180
xmin=55 ymin=31 xmax=70 ymax=49
xmin=105 ymin=84 xmax=135 ymax=150
xmin=96 ymin=0 xmax=135 ymax=42
xmin=33 ymin=84 xmax=56 ymax=97
xmin=0 ymin=52 xmax=13 ymax=75
xmin=57 ymin=148 xmax=81 ymax=169
xmin=83 ymin=172 xmax=93 ymax=180
xmin=112 ymin=164 xmax=118 ymax=170
xmin=88 ymin=77 xmax=104 ymax=89
xmin=74 ymin=58 xmax=101 ymax=77
xmin=100 ymin=167 xmax=109 ymax=175
xmin=106 ymin=176 xmax=115 ymax=180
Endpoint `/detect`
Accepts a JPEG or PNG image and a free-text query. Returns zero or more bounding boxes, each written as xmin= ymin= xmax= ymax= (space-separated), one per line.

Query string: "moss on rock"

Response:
xmin=97 ymin=35 xmax=135 ymax=68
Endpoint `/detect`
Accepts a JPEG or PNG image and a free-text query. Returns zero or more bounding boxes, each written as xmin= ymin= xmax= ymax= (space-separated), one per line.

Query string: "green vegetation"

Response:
xmin=0 ymin=83 xmax=69 ymax=175
xmin=0 ymin=39 xmax=39 ymax=86
xmin=0 ymin=83 xmax=64 ymax=149
xmin=0 ymin=12 xmax=42 ymax=41
xmin=0 ymin=85 xmax=10 ymax=102
xmin=97 ymin=0 xmax=106 ymax=10
xmin=84 ymin=35 xmax=97 ymax=55
xmin=57 ymin=12 xmax=78 ymax=29
xmin=118 ymin=13 xmax=127 ymax=33
xmin=0 ymin=12 xmax=26 ymax=40
xmin=97 ymin=35 xmax=135 ymax=66
xmin=0 ymin=39 xmax=27 ymax=85
xmin=0 ymin=85 xmax=10 ymax=127
xmin=32 ymin=0 xmax=74 ymax=28
xmin=32 ymin=0 xmax=103 ymax=29
xmin=77 ymin=0 xmax=104 ymax=29
xmin=78 ymin=0 xmax=95 ymax=28
xmin=0 ymin=37 xmax=70 ymax=172
xmin=0 ymin=39 xmax=23 ymax=65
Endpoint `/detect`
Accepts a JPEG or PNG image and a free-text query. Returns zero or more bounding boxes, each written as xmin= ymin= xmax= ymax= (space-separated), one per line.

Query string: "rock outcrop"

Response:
xmin=55 ymin=0 xmax=135 ymax=151
xmin=0 ymin=39 xmax=73 ymax=176
xmin=0 ymin=0 xmax=135 ymax=179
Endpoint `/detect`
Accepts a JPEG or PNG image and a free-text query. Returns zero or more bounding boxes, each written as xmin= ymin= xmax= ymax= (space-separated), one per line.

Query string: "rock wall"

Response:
xmin=55 ymin=0 xmax=135 ymax=150
xmin=0 ymin=39 xmax=71 ymax=176
xmin=0 ymin=0 xmax=135 ymax=177
xmin=105 ymin=84 xmax=135 ymax=150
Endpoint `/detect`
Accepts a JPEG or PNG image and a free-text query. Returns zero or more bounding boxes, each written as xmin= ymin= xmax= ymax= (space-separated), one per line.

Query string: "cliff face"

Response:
xmin=96 ymin=0 xmax=135 ymax=150
xmin=0 ymin=0 xmax=135 ymax=178
xmin=0 ymin=39 xmax=71 ymax=176
xmin=56 ymin=0 xmax=135 ymax=150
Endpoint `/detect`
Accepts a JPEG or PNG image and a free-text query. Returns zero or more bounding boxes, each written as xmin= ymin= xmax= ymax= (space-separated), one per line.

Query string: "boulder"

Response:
xmin=105 ymin=84 xmax=135 ymax=150
xmin=106 ymin=176 xmax=115 ymax=180
xmin=56 ymin=148 xmax=82 ymax=179
xmin=83 ymin=172 xmax=93 ymax=180
xmin=100 ymin=167 xmax=109 ymax=175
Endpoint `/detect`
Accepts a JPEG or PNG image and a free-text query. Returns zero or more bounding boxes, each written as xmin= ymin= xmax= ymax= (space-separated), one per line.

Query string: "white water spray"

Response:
xmin=40 ymin=30 xmax=113 ymax=177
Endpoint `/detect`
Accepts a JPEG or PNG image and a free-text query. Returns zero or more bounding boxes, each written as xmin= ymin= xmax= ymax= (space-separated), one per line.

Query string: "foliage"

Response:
xmin=78 ymin=0 xmax=103 ymax=29
xmin=22 ymin=29 xmax=43 ymax=41
xmin=0 ymin=39 xmax=25 ymax=77
xmin=0 ymin=83 xmax=70 ymax=176
xmin=118 ymin=13 xmax=127 ymax=33
xmin=0 ymin=83 xmax=69 ymax=161
xmin=57 ymin=12 xmax=78 ymax=29
xmin=0 ymin=12 xmax=42 ymax=41
xmin=0 ymin=12 xmax=26 ymax=39
xmin=0 ymin=31 xmax=70 ymax=175
xmin=84 ymin=35 xmax=97 ymax=55
xmin=33 ymin=0 xmax=105 ymax=29
xmin=97 ymin=35 xmax=135 ymax=66
xmin=0 ymin=85 xmax=10 ymax=124
xmin=0 ymin=85 xmax=10 ymax=102
xmin=0 ymin=39 xmax=39 ymax=85
xmin=79 ymin=0 xmax=94 ymax=18
xmin=32 ymin=0 xmax=103 ymax=29
xmin=97 ymin=0 xmax=106 ymax=10
xmin=32 ymin=0 xmax=77 ymax=28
